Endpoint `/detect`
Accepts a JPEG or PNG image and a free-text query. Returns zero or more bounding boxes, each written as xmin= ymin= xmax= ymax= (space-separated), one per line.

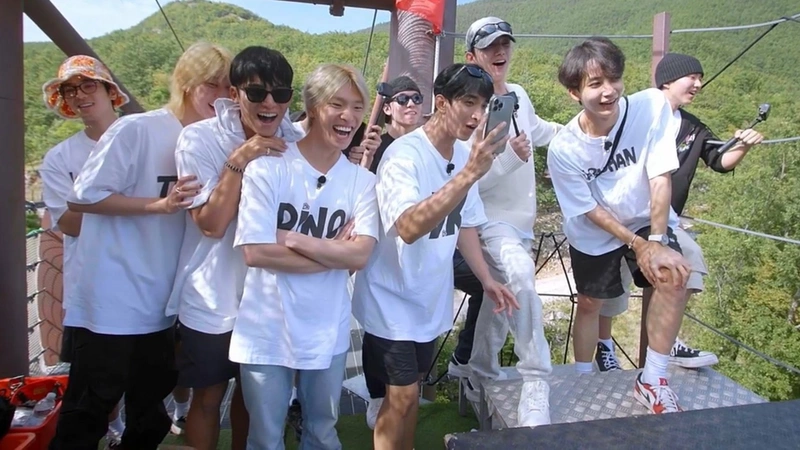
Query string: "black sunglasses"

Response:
xmin=470 ymin=21 xmax=513 ymax=50
xmin=241 ymin=85 xmax=293 ymax=104
xmin=391 ymin=93 xmax=424 ymax=106
xmin=60 ymin=80 xmax=101 ymax=99
xmin=452 ymin=64 xmax=494 ymax=85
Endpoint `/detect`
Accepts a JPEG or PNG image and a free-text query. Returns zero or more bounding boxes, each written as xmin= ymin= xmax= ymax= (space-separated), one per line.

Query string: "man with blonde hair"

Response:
xmin=39 ymin=54 xmax=129 ymax=449
xmin=50 ymin=41 xmax=233 ymax=449
xmin=233 ymin=61 xmax=379 ymax=449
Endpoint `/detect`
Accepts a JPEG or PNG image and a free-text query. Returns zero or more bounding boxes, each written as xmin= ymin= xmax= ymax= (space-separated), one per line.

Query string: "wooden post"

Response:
xmin=0 ymin=0 xmax=29 ymax=378
xmin=651 ymin=12 xmax=671 ymax=87
xmin=639 ymin=12 xmax=671 ymax=367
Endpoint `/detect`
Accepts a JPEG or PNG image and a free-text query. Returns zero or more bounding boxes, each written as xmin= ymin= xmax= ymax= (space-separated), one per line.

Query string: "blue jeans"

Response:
xmin=239 ymin=352 xmax=347 ymax=450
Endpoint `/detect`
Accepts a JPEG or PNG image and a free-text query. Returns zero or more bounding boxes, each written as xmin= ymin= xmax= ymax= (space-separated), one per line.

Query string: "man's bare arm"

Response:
xmin=68 ymin=175 xmax=200 ymax=216
xmin=57 ymin=211 xmax=83 ymax=237
xmin=187 ymin=137 xmax=287 ymax=239
xmin=241 ymin=244 xmax=328 ymax=274
xmin=286 ymin=233 xmax=376 ymax=271
xmin=648 ymin=173 xmax=671 ymax=235
xmin=585 ymin=206 xmax=647 ymax=252
xmin=189 ymin=168 xmax=245 ymax=238
xmin=395 ymin=170 xmax=477 ymax=245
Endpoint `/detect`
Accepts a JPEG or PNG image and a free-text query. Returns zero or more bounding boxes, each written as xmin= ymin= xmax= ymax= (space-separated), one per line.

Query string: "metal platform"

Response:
xmin=464 ymin=364 xmax=766 ymax=430
xmin=446 ymin=399 xmax=800 ymax=450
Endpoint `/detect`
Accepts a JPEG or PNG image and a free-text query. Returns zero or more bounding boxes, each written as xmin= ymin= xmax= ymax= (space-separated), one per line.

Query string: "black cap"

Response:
xmin=655 ymin=53 xmax=704 ymax=88
xmin=387 ymin=76 xmax=421 ymax=99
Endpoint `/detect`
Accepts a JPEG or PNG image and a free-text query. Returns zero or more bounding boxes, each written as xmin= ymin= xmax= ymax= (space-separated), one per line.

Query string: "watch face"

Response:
xmin=661 ymin=235 xmax=670 ymax=246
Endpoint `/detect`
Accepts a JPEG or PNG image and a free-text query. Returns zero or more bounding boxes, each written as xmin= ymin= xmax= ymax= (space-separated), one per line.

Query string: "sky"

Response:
xmin=23 ymin=0 xmax=396 ymax=42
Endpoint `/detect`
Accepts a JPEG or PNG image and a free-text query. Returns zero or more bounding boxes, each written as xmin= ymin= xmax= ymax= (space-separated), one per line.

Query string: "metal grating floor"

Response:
xmin=466 ymin=363 xmax=766 ymax=430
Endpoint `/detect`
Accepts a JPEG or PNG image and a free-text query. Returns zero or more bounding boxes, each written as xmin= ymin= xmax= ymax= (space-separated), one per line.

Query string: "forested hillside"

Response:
xmin=22 ymin=0 xmax=800 ymax=400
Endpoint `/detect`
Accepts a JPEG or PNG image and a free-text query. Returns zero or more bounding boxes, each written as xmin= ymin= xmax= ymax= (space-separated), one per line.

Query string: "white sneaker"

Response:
xmin=366 ymin=397 xmax=383 ymax=430
xmin=517 ymin=380 xmax=550 ymax=427
xmin=448 ymin=356 xmax=472 ymax=379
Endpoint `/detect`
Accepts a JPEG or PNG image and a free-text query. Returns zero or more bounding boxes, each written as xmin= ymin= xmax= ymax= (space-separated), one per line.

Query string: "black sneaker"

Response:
xmin=287 ymin=399 xmax=303 ymax=441
xmin=169 ymin=415 xmax=186 ymax=435
xmin=595 ymin=342 xmax=622 ymax=372
xmin=670 ymin=339 xmax=719 ymax=369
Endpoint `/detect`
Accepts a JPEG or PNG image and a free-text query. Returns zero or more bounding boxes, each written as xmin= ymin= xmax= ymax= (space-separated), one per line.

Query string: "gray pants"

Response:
xmin=239 ymin=352 xmax=347 ymax=450
xmin=469 ymin=223 xmax=552 ymax=385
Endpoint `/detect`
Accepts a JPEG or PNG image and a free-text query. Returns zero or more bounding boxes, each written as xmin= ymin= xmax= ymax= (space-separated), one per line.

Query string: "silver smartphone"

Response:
xmin=483 ymin=93 xmax=516 ymax=153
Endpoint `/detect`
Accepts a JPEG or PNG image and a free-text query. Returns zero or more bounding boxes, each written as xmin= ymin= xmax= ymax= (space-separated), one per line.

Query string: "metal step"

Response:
xmin=459 ymin=364 xmax=766 ymax=430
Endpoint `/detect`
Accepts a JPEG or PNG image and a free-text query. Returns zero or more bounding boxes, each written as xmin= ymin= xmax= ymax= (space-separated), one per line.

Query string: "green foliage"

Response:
xmin=22 ymin=0 xmax=800 ymax=400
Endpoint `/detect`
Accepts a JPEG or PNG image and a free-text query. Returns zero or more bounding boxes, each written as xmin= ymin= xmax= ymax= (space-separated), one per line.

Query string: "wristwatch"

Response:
xmin=648 ymin=234 xmax=669 ymax=246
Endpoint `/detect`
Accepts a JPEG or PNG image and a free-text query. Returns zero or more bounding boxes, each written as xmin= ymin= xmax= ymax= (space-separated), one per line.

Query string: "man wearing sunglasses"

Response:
xmin=457 ymin=16 xmax=563 ymax=428
xmin=353 ymin=63 xmax=520 ymax=450
xmin=367 ymin=75 xmax=425 ymax=173
xmin=167 ymin=45 xmax=304 ymax=450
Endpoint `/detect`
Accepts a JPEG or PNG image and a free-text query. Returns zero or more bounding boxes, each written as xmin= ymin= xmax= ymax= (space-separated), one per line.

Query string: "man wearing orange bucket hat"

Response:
xmin=38 ymin=54 xmax=129 ymax=449
xmin=48 ymin=42 xmax=233 ymax=450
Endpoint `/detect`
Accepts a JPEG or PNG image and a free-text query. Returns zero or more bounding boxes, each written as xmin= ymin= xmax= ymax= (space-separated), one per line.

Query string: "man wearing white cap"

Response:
xmin=457 ymin=16 xmax=562 ymax=427
xmin=38 ymin=55 xmax=130 ymax=449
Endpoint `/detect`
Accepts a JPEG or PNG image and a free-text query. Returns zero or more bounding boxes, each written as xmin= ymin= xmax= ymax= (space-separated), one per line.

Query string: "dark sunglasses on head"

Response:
xmin=241 ymin=85 xmax=293 ymax=104
xmin=60 ymin=80 xmax=101 ymax=99
xmin=470 ymin=21 xmax=513 ymax=50
xmin=391 ymin=93 xmax=424 ymax=105
xmin=453 ymin=64 xmax=494 ymax=85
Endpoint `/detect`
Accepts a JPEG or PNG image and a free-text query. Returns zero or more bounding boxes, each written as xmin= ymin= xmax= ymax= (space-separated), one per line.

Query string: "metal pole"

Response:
xmin=0 ymin=0 xmax=30 ymax=378
xmin=23 ymin=0 xmax=145 ymax=115
xmin=431 ymin=34 xmax=441 ymax=114
xmin=651 ymin=12 xmax=671 ymax=87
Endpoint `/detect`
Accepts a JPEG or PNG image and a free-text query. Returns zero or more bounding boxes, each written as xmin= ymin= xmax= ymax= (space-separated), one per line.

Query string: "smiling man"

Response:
xmin=39 ymin=55 xmax=130 ymax=450
xmin=594 ymin=53 xmax=764 ymax=373
xmin=456 ymin=16 xmax=563 ymax=428
xmin=352 ymin=63 xmax=520 ymax=450
xmin=232 ymin=62 xmax=380 ymax=449
xmin=165 ymin=45 xmax=306 ymax=450
xmin=547 ymin=37 xmax=692 ymax=415
xmin=367 ymin=75 xmax=424 ymax=172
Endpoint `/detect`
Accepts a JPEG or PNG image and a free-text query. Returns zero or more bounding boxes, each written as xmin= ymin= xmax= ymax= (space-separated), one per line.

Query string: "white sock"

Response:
xmin=642 ymin=346 xmax=670 ymax=385
xmin=108 ymin=414 xmax=124 ymax=434
xmin=289 ymin=386 xmax=298 ymax=405
xmin=173 ymin=400 xmax=189 ymax=419
xmin=599 ymin=338 xmax=614 ymax=350
xmin=575 ymin=362 xmax=594 ymax=374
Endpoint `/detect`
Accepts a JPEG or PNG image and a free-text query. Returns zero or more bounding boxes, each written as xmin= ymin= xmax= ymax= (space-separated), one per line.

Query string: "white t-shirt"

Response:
xmin=352 ymin=127 xmax=487 ymax=343
xmin=230 ymin=145 xmax=379 ymax=370
xmin=39 ymin=130 xmax=97 ymax=313
xmin=66 ymin=108 xmax=186 ymax=335
xmin=547 ymin=88 xmax=680 ymax=255
xmin=165 ymin=99 xmax=250 ymax=335
xmin=474 ymin=83 xmax=562 ymax=238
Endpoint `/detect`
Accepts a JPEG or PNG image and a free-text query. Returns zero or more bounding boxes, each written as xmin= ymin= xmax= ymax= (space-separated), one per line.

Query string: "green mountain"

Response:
xmin=22 ymin=0 xmax=800 ymax=400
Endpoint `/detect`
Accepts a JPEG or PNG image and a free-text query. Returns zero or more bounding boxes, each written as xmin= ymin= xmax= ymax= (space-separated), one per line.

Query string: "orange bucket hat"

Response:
xmin=42 ymin=55 xmax=130 ymax=120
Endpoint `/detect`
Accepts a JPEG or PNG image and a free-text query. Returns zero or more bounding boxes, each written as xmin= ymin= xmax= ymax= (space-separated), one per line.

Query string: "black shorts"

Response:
xmin=60 ymin=326 xmax=76 ymax=363
xmin=362 ymin=332 xmax=436 ymax=387
xmin=175 ymin=321 xmax=238 ymax=389
xmin=569 ymin=226 xmax=682 ymax=299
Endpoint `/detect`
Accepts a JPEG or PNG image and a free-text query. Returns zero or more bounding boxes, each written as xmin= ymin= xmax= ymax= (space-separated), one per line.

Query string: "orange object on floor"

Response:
xmin=0 ymin=376 xmax=69 ymax=450
xmin=0 ymin=433 xmax=36 ymax=450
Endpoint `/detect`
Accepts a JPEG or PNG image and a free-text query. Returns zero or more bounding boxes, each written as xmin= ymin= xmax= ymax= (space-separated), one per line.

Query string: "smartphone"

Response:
xmin=483 ymin=93 xmax=516 ymax=153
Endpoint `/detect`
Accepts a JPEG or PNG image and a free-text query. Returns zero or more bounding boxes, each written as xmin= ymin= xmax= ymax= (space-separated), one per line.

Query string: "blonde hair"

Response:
xmin=302 ymin=64 xmax=370 ymax=117
xmin=166 ymin=41 xmax=233 ymax=120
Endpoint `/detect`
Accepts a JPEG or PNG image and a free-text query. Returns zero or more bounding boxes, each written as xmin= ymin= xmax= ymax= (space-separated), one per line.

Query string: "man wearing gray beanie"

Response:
xmin=595 ymin=52 xmax=763 ymax=373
